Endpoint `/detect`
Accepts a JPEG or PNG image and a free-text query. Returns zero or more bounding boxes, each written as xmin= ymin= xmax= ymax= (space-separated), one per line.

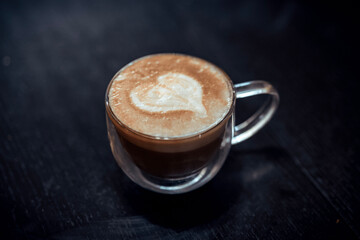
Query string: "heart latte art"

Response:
xmin=130 ymin=73 xmax=207 ymax=117
xmin=108 ymin=54 xmax=232 ymax=137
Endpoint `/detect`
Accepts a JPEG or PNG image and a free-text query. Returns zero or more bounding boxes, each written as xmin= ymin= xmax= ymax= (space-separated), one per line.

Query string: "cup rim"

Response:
xmin=105 ymin=53 xmax=236 ymax=141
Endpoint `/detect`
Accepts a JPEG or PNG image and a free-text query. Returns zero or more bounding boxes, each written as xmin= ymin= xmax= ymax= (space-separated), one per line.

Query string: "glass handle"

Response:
xmin=232 ymin=80 xmax=279 ymax=145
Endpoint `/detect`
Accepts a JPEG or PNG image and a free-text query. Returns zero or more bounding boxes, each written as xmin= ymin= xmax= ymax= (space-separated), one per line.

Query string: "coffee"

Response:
xmin=108 ymin=54 xmax=232 ymax=137
xmin=106 ymin=54 xmax=234 ymax=178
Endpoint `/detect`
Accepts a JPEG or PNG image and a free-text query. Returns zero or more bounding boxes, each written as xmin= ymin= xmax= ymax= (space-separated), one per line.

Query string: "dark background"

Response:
xmin=1 ymin=0 xmax=359 ymax=239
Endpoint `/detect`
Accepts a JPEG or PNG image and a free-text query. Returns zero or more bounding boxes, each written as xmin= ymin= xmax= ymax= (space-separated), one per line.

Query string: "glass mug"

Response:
xmin=105 ymin=55 xmax=279 ymax=194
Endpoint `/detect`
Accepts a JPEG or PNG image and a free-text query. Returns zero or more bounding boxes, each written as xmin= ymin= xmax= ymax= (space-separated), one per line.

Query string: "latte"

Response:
xmin=106 ymin=54 xmax=234 ymax=178
xmin=108 ymin=54 xmax=233 ymax=138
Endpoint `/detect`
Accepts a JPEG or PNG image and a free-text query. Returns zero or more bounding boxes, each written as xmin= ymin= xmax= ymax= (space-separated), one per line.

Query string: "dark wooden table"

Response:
xmin=1 ymin=0 xmax=359 ymax=239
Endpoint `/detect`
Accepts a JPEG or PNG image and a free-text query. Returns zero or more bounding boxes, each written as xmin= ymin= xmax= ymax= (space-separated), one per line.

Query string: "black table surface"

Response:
xmin=1 ymin=0 xmax=359 ymax=239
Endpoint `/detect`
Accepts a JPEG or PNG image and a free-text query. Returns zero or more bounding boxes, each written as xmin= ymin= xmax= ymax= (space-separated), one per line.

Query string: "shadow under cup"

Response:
xmin=105 ymin=84 xmax=235 ymax=194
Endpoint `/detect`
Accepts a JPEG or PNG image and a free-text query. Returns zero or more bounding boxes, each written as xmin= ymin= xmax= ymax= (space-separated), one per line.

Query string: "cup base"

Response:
xmin=139 ymin=169 xmax=207 ymax=192
xmin=131 ymin=150 xmax=228 ymax=194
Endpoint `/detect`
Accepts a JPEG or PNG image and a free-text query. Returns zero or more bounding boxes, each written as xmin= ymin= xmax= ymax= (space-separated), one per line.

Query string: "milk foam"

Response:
xmin=108 ymin=54 xmax=233 ymax=137
xmin=130 ymin=73 xmax=207 ymax=117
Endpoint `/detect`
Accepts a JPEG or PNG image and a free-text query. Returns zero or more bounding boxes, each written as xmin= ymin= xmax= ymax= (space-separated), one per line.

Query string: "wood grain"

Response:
xmin=1 ymin=0 xmax=359 ymax=239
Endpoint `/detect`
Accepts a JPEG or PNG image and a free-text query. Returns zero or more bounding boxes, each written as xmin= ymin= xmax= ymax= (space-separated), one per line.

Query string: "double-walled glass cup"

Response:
xmin=105 ymin=55 xmax=279 ymax=194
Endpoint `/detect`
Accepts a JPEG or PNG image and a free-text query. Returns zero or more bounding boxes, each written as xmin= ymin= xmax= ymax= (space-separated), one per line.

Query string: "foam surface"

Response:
xmin=130 ymin=73 xmax=207 ymax=117
xmin=109 ymin=54 xmax=233 ymax=137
